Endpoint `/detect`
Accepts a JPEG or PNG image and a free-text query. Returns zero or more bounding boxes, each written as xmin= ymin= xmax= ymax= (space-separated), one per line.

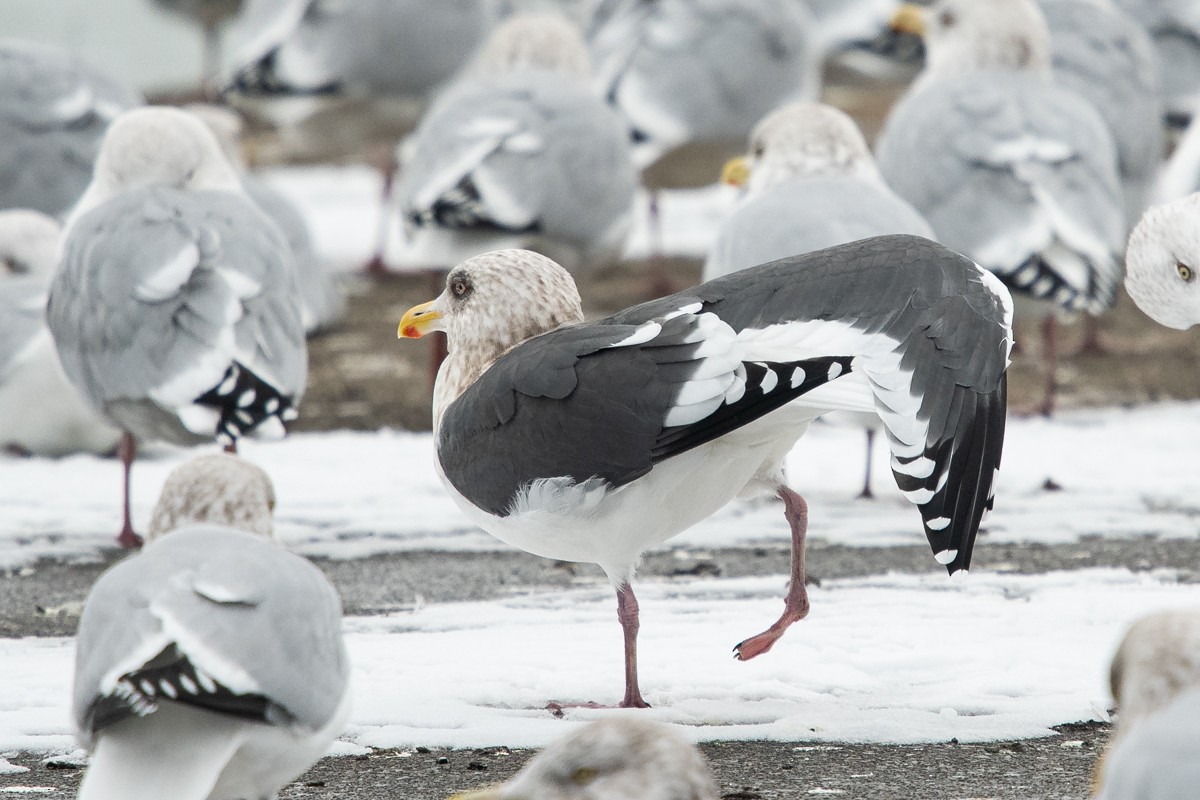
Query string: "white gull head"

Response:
xmin=400 ymin=249 xmax=583 ymax=426
xmin=70 ymin=106 xmax=244 ymax=224
xmin=146 ymin=452 xmax=277 ymax=541
xmin=742 ymin=102 xmax=882 ymax=194
xmin=1125 ymin=193 xmax=1200 ymax=329
xmin=475 ymin=12 xmax=592 ymax=78
xmin=913 ymin=0 xmax=1052 ymax=81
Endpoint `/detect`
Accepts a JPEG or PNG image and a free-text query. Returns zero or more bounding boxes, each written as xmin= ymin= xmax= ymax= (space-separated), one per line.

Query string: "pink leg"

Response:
xmin=617 ymin=583 xmax=650 ymax=708
xmin=116 ymin=432 xmax=143 ymax=549
xmin=1075 ymin=315 xmax=1108 ymax=356
xmin=734 ymin=486 xmax=810 ymax=661
xmin=1038 ymin=314 xmax=1058 ymax=417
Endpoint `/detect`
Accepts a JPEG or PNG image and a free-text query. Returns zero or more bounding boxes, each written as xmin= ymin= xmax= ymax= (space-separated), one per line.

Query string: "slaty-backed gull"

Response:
xmin=449 ymin=717 xmax=718 ymax=799
xmin=399 ymin=240 xmax=1012 ymax=707
xmin=46 ymin=107 xmax=307 ymax=547
xmin=878 ymin=0 xmax=1125 ymax=415
xmin=73 ymin=453 xmax=349 ymax=800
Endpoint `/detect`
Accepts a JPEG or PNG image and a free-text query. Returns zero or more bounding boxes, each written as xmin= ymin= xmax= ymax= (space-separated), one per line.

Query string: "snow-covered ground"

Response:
xmin=2 ymin=403 xmax=1196 ymax=567
xmin=1 ymin=404 xmax=1198 ymax=756
xmin=0 ymin=568 xmax=1194 ymax=756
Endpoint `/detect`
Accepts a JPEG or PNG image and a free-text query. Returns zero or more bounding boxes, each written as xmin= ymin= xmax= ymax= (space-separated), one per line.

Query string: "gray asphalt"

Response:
xmin=4 ymin=536 xmax=1187 ymax=798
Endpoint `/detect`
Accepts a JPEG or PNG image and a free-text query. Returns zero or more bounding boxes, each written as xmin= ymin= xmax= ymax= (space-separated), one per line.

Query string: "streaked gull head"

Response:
xmin=147 ymin=452 xmax=276 ymax=541
xmin=449 ymin=717 xmax=718 ymax=800
xmin=1109 ymin=609 xmax=1200 ymax=732
xmin=736 ymin=102 xmax=881 ymax=194
xmin=398 ymin=249 xmax=583 ymax=421
xmin=476 ymin=12 xmax=592 ymax=78
xmin=0 ymin=209 xmax=62 ymax=278
xmin=73 ymin=106 xmax=243 ymax=219
xmin=1125 ymin=193 xmax=1200 ymax=329
xmin=898 ymin=0 xmax=1051 ymax=79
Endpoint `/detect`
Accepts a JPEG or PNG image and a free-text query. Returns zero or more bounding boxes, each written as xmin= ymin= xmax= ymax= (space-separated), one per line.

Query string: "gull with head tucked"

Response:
xmin=73 ymin=452 xmax=350 ymax=800
xmin=47 ymin=106 xmax=307 ymax=547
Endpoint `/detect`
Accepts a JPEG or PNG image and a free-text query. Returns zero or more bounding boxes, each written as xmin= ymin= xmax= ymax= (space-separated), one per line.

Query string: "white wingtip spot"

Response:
xmin=903 ymin=487 xmax=934 ymax=504
xmin=760 ymin=368 xmax=778 ymax=394
xmin=605 ymin=322 xmax=662 ymax=348
xmin=949 ymin=567 xmax=970 ymax=581
xmin=139 ymin=679 xmax=156 ymax=696
xmin=790 ymin=367 xmax=806 ymax=388
xmin=827 ymin=362 xmax=843 ymax=380
xmin=934 ymin=549 xmax=959 ymax=565
xmin=159 ymin=679 xmax=177 ymax=699
xmin=216 ymin=372 xmax=237 ymax=396
xmin=178 ymin=674 xmax=199 ymax=694
xmin=281 ymin=407 xmax=299 ymax=421
xmin=237 ymin=389 xmax=256 ymax=407
xmin=926 ymin=516 xmax=951 ymax=531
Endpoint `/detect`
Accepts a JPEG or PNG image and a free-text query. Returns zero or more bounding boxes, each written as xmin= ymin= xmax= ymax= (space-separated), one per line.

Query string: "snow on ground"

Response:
xmin=1 ymin=568 xmax=1195 ymax=755
xmin=256 ymin=166 xmax=730 ymax=271
xmin=1 ymin=403 xmax=1197 ymax=568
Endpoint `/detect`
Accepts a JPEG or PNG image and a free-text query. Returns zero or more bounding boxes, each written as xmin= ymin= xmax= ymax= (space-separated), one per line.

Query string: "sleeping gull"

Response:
xmin=0 ymin=39 xmax=142 ymax=218
xmin=449 ymin=717 xmax=718 ymax=799
xmin=399 ymin=241 xmax=1011 ymax=707
xmin=1111 ymin=0 xmax=1200 ymax=124
xmin=1124 ymin=192 xmax=1200 ymax=328
xmin=188 ymin=103 xmax=345 ymax=334
xmin=1095 ymin=610 xmax=1200 ymax=799
xmin=47 ymin=106 xmax=307 ymax=547
xmin=704 ymin=102 xmax=935 ymax=498
xmin=73 ymin=452 xmax=350 ymax=800
xmin=878 ymin=0 xmax=1125 ymax=415
xmin=396 ymin=13 xmax=637 ymax=276
xmin=0 ymin=210 xmax=119 ymax=456
xmin=1040 ymin=0 xmax=1164 ymax=227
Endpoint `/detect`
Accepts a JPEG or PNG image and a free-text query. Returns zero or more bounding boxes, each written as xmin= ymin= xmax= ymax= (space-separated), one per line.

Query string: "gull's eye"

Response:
xmin=752 ymin=142 xmax=765 ymax=159
xmin=570 ymin=767 xmax=598 ymax=786
xmin=939 ymin=10 xmax=957 ymax=27
xmin=1178 ymin=262 xmax=1194 ymax=283
xmin=450 ymin=277 xmax=472 ymax=298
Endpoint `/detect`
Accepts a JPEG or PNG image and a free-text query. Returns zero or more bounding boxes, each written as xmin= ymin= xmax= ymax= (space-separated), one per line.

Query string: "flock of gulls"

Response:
xmin=2 ymin=0 xmax=1200 ymax=797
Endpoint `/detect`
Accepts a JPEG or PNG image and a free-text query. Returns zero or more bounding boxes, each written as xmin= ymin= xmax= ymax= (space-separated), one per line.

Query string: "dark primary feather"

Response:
xmin=439 ymin=235 xmax=1010 ymax=571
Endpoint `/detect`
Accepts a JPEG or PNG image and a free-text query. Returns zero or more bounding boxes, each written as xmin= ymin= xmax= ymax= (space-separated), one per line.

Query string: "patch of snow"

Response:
xmin=1 ymin=403 xmax=1197 ymax=569
xmin=0 ymin=568 xmax=1192 ymax=753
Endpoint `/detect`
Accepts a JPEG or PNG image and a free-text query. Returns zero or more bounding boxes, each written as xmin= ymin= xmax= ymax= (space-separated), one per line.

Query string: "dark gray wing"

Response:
xmin=73 ymin=525 xmax=348 ymax=742
xmin=440 ymin=235 xmax=1010 ymax=572
xmin=0 ymin=39 xmax=141 ymax=217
